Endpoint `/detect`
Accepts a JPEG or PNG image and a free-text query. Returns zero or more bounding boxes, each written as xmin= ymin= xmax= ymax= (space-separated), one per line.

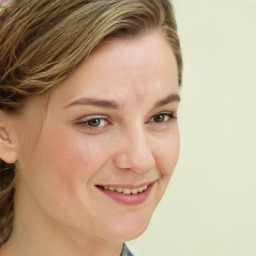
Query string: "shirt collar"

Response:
xmin=121 ymin=243 xmax=134 ymax=256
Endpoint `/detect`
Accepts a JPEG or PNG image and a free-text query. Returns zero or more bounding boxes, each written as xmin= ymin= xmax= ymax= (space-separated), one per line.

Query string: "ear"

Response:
xmin=0 ymin=110 xmax=18 ymax=164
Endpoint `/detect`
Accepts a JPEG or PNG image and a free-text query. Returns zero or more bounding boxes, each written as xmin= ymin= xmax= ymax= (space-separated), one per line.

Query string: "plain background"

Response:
xmin=128 ymin=0 xmax=256 ymax=255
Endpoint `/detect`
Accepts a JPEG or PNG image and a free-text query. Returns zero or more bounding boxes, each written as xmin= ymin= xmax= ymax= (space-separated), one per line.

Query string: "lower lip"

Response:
xmin=97 ymin=185 xmax=153 ymax=206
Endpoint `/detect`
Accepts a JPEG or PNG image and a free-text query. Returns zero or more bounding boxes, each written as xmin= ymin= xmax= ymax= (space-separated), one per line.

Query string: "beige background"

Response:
xmin=128 ymin=0 xmax=256 ymax=255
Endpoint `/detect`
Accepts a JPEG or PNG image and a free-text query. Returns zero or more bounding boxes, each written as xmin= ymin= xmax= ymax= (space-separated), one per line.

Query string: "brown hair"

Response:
xmin=0 ymin=0 xmax=182 ymax=243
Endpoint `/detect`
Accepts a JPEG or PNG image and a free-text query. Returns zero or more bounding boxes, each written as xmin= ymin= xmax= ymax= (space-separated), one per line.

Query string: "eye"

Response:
xmin=76 ymin=116 xmax=109 ymax=130
xmin=86 ymin=118 xmax=107 ymax=127
xmin=150 ymin=112 xmax=176 ymax=123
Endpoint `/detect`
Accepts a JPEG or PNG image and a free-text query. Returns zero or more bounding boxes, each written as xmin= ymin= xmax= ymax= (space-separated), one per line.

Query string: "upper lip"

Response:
xmin=96 ymin=181 xmax=156 ymax=189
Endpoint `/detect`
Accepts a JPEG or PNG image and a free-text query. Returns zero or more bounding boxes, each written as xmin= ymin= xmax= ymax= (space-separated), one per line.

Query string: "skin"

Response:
xmin=0 ymin=30 xmax=180 ymax=256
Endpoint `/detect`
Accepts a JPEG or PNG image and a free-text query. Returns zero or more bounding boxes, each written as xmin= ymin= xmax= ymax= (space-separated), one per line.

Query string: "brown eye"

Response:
xmin=153 ymin=114 xmax=165 ymax=122
xmin=149 ymin=112 xmax=177 ymax=124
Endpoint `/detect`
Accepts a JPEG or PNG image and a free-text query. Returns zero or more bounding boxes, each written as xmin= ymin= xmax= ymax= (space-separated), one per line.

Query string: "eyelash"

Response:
xmin=75 ymin=112 xmax=177 ymax=131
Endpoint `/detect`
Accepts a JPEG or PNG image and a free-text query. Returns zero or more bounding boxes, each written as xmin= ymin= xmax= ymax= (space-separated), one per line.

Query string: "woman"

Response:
xmin=0 ymin=0 xmax=183 ymax=255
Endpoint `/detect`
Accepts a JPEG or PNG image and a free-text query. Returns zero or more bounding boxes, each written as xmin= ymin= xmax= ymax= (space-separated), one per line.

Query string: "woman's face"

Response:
xmin=14 ymin=30 xmax=180 ymax=242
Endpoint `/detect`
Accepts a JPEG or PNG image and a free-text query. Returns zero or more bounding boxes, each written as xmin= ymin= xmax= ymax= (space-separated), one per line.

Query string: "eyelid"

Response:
xmin=75 ymin=114 xmax=107 ymax=122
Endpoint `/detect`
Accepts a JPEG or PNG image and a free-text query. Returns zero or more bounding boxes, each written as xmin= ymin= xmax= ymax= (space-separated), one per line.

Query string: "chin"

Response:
xmin=123 ymin=223 xmax=149 ymax=242
xmin=97 ymin=212 xmax=153 ymax=242
xmin=102 ymin=224 xmax=149 ymax=243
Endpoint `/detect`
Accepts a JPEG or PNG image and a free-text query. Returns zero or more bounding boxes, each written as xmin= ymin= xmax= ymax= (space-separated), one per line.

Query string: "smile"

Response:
xmin=96 ymin=183 xmax=153 ymax=206
xmin=98 ymin=185 xmax=148 ymax=195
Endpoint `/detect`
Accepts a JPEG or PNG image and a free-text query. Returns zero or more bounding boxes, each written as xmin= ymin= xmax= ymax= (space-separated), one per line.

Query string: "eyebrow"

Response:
xmin=65 ymin=98 xmax=119 ymax=109
xmin=65 ymin=93 xmax=180 ymax=109
xmin=154 ymin=93 xmax=180 ymax=107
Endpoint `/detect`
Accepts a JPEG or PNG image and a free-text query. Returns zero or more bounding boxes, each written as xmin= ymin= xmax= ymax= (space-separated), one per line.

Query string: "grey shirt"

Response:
xmin=121 ymin=243 xmax=134 ymax=256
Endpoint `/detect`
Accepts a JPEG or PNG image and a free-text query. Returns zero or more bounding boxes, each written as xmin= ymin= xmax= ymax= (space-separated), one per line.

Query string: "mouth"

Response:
xmin=96 ymin=184 xmax=149 ymax=195
xmin=95 ymin=183 xmax=153 ymax=205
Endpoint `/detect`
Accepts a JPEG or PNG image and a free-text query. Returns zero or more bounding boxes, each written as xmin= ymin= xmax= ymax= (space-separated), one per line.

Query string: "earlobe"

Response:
xmin=0 ymin=112 xmax=18 ymax=164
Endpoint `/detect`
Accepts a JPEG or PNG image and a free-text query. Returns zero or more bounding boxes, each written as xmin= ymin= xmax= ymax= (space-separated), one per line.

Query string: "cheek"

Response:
xmin=19 ymin=129 xmax=107 ymax=210
xmin=155 ymin=128 xmax=180 ymax=177
xmin=44 ymin=129 xmax=111 ymax=181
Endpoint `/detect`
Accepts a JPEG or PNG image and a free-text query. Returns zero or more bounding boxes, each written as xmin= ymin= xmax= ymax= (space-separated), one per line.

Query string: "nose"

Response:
xmin=112 ymin=128 xmax=156 ymax=173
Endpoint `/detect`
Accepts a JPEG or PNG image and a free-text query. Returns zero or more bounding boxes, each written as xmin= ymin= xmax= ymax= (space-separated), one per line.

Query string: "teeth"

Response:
xmin=101 ymin=185 xmax=148 ymax=195
xmin=116 ymin=187 xmax=123 ymax=193
xmin=123 ymin=188 xmax=132 ymax=195
xmin=131 ymin=188 xmax=139 ymax=194
xmin=139 ymin=185 xmax=147 ymax=192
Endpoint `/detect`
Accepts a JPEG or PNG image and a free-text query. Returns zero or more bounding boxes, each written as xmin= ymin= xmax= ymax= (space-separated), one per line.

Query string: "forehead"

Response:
xmin=51 ymin=30 xmax=178 ymax=107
